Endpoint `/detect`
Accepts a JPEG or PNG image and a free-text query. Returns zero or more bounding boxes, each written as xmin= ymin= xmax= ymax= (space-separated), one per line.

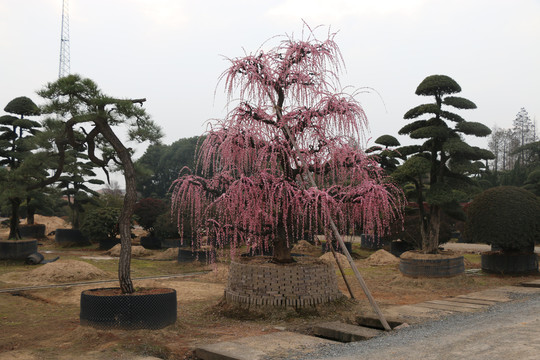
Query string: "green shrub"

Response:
xmin=153 ymin=212 xmax=180 ymax=240
xmin=464 ymin=186 xmax=540 ymax=252
xmin=80 ymin=207 xmax=121 ymax=242
xmin=133 ymin=198 xmax=167 ymax=234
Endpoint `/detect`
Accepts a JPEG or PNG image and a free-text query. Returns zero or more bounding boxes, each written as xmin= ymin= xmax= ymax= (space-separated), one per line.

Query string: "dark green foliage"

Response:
xmin=456 ymin=122 xmax=491 ymax=137
xmin=415 ymin=75 xmax=461 ymax=96
xmin=4 ymin=96 xmax=41 ymax=117
xmin=133 ymin=198 xmax=168 ymax=234
xmin=464 ymin=186 xmax=540 ymax=251
xmin=374 ymin=135 xmax=400 ymax=147
xmin=80 ymin=207 xmax=121 ymax=242
xmin=404 ymin=104 xmax=440 ymax=119
xmin=153 ymin=212 xmax=180 ymax=240
xmin=136 ymin=136 xmax=202 ymax=199
xmin=442 ymin=96 xmax=477 ymax=109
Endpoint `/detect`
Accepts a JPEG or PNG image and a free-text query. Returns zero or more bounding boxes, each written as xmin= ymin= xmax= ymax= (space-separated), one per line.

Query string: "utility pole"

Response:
xmin=58 ymin=0 xmax=70 ymax=78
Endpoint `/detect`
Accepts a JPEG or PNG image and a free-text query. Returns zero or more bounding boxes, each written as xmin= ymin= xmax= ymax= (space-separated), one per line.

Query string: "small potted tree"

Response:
xmin=390 ymin=74 xmax=493 ymax=277
xmin=464 ymin=186 xmax=539 ymax=274
xmin=40 ymin=75 xmax=176 ymax=330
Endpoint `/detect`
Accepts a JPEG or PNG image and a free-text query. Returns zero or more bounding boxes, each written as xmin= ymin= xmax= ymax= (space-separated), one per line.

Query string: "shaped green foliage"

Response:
xmin=464 ymin=186 xmax=540 ymax=251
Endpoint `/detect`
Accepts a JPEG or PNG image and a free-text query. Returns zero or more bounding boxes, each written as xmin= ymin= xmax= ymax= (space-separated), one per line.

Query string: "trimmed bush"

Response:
xmin=133 ymin=198 xmax=167 ymax=235
xmin=81 ymin=207 xmax=121 ymax=243
xmin=464 ymin=186 xmax=540 ymax=252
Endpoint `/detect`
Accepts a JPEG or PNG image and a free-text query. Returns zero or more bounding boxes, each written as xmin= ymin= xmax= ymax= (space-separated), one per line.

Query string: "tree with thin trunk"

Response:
xmin=391 ymin=75 xmax=494 ymax=253
xmin=171 ymin=29 xmax=403 ymax=264
xmin=39 ymin=75 xmax=162 ymax=294
xmin=0 ymin=96 xmax=55 ymax=239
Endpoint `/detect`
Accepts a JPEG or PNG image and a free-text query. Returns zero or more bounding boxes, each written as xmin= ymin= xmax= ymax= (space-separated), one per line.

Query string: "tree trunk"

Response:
xmin=272 ymin=226 xmax=294 ymax=263
xmin=420 ymin=206 xmax=440 ymax=253
xmin=8 ymin=198 xmax=21 ymax=240
xmin=98 ymin=120 xmax=135 ymax=294
xmin=26 ymin=196 xmax=35 ymax=225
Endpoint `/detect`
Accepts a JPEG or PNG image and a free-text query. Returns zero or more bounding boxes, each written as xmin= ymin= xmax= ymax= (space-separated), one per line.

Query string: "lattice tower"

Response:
xmin=58 ymin=0 xmax=70 ymax=78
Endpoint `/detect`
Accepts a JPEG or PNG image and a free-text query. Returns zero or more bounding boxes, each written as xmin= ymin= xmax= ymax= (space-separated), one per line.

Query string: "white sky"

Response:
xmin=1 ymin=0 xmax=539 ymax=181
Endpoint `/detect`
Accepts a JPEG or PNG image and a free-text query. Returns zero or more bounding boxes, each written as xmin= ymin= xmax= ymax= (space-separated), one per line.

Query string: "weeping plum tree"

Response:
xmin=39 ymin=75 xmax=162 ymax=293
xmin=171 ymin=29 xmax=403 ymax=264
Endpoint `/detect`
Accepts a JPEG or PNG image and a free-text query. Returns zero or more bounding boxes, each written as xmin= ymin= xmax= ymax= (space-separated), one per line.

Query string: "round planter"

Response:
xmin=399 ymin=252 xmax=465 ymax=278
xmin=360 ymin=234 xmax=382 ymax=250
xmin=177 ymin=248 xmax=216 ymax=263
xmin=98 ymin=238 xmax=121 ymax=250
xmin=0 ymin=239 xmax=38 ymax=260
xmin=19 ymin=224 xmax=46 ymax=239
xmin=224 ymin=258 xmax=344 ymax=308
xmin=321 ymin=241 xmax=352 ymax=254
xmin=55 ymin=229 xmax=90 ymax=247
xmin=80 ymin=287 xmax=177 ymax=330
xmin=160 ymin=238 xmax=181 ymax=248
xmin=140 ymin=236 xmax=162 ymax=250
xmin=390 ymin=240 xmax=413 ymax=257
xmin=481 ymin=252 xmax=539 ymax=275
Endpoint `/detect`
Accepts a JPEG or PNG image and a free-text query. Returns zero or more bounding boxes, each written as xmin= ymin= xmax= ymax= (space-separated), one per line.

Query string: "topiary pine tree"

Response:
xmin=171 ymin=30 xmax=403 ymax=264
xmin=391 ymin=75 xmax=494 ymax=253
xmin=0 ymin=96 xmax=46 ymax=238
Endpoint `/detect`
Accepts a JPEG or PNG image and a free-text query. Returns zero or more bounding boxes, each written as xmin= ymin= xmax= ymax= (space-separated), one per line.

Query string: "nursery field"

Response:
xmin=1 ymin=217 xmax=539 ymax=360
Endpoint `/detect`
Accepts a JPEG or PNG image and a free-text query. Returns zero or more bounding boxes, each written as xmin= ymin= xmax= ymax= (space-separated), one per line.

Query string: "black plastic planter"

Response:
xmin=481 ymin=252 xmax=539 ymax=275
xmin=55 ymin=229 xmax=90 ymax=247
xmin=140 ymin=236 xmax=162 ymax=250
xmin=99 ymin=238 xmax=121 ymax=250
xmin=321 ymin=241 xmax=352 ymax=254
xmin=177 ymin=248 xmax=216 ymax=263
xmin=0 ymin=239 xmax=38 ymax=260
xmin=19 ymin=224 xmax=46 ymax=239
xmin=360 ymin=234 xmax=383 ymax=250
xmin=160 ymin=238 xmax=181 ymax=248
xmin=80 ymin=287 xmax=177 ymax=330
xmin=390 ymin=240 xmax=414 ymax=257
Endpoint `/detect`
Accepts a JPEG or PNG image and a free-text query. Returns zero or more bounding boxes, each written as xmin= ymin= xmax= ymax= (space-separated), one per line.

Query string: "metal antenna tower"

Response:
xmin=58 ymin=0 xmax=70 ymax=78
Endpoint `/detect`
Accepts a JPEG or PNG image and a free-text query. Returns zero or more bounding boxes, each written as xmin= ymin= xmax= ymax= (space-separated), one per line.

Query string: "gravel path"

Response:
xmin=287 ymin=292 xmax=540 ymax=360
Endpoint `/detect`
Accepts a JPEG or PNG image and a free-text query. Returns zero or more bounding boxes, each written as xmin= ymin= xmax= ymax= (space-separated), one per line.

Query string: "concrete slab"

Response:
xmin=313 ymin=321 xmax=382 ymax=342
xmin=521 ymin=279 xmax=540 ymax=288
xmin=354 ymin=314 xmax=406 ymax=329
xmin=386 ymin=305 xmax=454 ymax=322
xmin=194 ymin=331 xmax=338 ymax=360
xmin=413 ymin=301 xmax=477 ymax=313
xmin=445 ymin=297 xmax=498 ymax=306
xmin=426 ymin=299 xmax=488 ymax=310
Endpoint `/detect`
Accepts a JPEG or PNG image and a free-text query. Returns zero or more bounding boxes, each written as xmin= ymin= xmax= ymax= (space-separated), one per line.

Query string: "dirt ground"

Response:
xmin=1 ymin=217 xmax=539 ymax=359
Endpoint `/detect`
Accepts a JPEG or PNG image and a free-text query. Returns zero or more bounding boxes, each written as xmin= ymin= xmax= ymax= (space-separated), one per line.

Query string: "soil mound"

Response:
xmin=319 ymin=252 xmax=350 ymax=269
xmin=366 ymin=249 xmax=400 ymax=266
xmin=30 ymin=215 xmax=70 ymax=234
xmin=293 ymin=240 xmax=318 ymax=252
xmin=150 ymin=248 xmax=178 ymax=260
xmin=1 ymin=260 xmax=110 ymax=285
xmin=106 ymin=244 xmax=155 ymax=257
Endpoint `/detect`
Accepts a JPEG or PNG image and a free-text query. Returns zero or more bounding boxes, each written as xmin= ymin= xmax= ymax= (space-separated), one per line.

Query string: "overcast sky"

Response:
xmin=1 ymin=0 xmax=539 ymax=170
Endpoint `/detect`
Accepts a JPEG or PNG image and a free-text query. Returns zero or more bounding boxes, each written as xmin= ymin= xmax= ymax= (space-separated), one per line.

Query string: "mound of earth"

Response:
xmin=293 ymin=240 xmax=318 ymax=252
xmin=106 ymin=244 xmax=155 ymax=257
xmin=0 ymin=260 xmax=111 ymax=285
xmin=366 ymin=249 xmax=400 ymax=266
xmin=319 ymin=252 xmax=350 ymax=269
xmin=149 ymin=248 xmax=178 ymax=260
xmin=30 ymin=215 xmax=70 ymax=234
